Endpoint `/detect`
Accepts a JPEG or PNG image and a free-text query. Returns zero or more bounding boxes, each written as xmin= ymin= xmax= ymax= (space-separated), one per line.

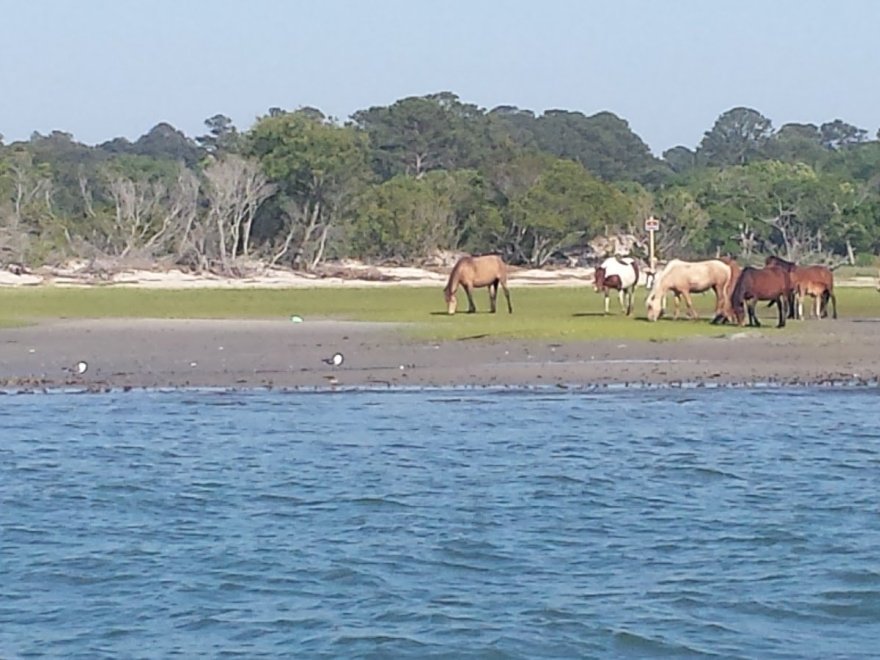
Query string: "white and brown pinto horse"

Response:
xmin=594 ymin=256 xmax=639 ymax=315
xmin=645 ymin=258 xmax=733 ymax=321
xmin=444 ymin=254 xmax=513 ymax=315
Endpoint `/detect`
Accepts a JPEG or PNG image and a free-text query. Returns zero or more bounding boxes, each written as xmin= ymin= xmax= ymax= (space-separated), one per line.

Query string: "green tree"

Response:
xmin=662 ymin=145 xmax=698 ymax=174
xmin=820 ymin=119 xmax=868 ymax=150
xmin=653 ymin=187 xmax=711 ymax=257
xmin=129 ymin=123 xmax=202 ymax=166
xmin=352 ymin=92 xmax=508 ymax=181
xmin=196 ymin=114 xmax=242 ymax=154
xmin=764 ymin=123 xmax=825 ymax=165
xmin=506 ymin=158 xmax=634 ymax=265
xmin=692 ymin=160 xmax=858 ymax=260
xmin=532 ymin=110 xmax=666 ymax=182
xmin=696 ymin=107 xmax=773 ymax=167
xmin=248 ymin=110 xmax=371 ymax=269
xmin=349 ymin=170 xmax=491 ymax=261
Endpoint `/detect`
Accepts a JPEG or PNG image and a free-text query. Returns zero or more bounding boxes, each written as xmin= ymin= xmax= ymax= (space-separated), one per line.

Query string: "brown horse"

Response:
xmin=645 ymin=259 xmax=732 ymax=322
xmin=444 ymin=254 xmax=513 ymax=315
xmin=731 ymin=266 xmax=792 ymax=328
xmin=765 ymin=255 xmax=837 ymax=320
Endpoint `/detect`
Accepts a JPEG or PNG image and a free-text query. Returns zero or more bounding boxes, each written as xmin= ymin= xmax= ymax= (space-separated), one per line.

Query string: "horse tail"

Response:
xmin=717 ymin=262 xmax=735 ymax=323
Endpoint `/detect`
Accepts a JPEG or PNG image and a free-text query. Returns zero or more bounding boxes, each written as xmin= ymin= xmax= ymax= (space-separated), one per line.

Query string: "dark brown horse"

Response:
xmin=731 ymin=266 xmax=792 ymax=328
xmin=444 ymin=254 xmax=513 ymax=315
xmin=765 ymin=255 xmax=837 ymax=320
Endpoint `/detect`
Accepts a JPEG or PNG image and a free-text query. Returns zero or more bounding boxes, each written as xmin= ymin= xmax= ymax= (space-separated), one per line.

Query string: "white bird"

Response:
xmin=322 ymin=352 xmax=344 ymax=367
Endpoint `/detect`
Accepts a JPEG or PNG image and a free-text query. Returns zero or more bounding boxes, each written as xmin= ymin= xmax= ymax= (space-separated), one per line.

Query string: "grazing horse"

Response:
xmin=765 ymin=255 xmax=837 ymax=320
xmin=444 ymin=254 xmax=513 ymax=315
xmin=594 ymin=256 xmax=640 ymax=315
xmin=645 ymin=259 xmax=732 ymax=322
xmin=731 ymin=266 xmax=791 ymax=328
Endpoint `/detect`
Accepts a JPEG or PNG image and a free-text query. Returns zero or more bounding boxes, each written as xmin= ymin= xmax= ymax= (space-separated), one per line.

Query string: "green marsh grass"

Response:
xmin=0 ymin=285 xmax=877 ymax=341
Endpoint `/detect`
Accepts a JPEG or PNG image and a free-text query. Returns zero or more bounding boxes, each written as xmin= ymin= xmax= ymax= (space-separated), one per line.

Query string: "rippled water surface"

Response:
xmin=3 ymin=387 xmax=880 ymax=658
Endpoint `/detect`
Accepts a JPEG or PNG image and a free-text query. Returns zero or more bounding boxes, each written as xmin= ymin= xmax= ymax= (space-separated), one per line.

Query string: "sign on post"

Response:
xmin=644 ymin=216 xmax=660 ymax=232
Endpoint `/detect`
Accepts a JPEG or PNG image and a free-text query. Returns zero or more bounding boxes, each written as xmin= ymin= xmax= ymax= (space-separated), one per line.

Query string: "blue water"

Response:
xmin=2 ymin=387 xmax=880 ymax=659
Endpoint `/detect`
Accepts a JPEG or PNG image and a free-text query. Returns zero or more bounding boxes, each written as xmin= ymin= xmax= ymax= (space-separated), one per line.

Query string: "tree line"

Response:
xmin=1 ymin=93 xmax=878 ymax=273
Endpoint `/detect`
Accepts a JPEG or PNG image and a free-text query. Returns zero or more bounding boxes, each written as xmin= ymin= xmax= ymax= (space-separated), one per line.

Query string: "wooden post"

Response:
xmin=644 ymin=215 xmax=660 ymax=277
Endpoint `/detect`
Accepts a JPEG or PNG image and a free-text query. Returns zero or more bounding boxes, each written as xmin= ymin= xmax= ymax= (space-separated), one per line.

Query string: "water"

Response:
xmin=2 ymin=387 xmax=880 ymax=659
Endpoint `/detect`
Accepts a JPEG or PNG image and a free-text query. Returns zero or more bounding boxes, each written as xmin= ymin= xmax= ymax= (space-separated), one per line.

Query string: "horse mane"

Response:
xmin=767 ymin=255 xmax=796 ymax=269
xmin=444 ymin=257 xmax=468 ymax=295
xmin=651 ymin=259 xmax=682 ymax=291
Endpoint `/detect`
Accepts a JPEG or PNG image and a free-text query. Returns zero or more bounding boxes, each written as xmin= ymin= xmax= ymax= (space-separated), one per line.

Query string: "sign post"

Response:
xmin=644 ymin=215 xmax=660 ymax=274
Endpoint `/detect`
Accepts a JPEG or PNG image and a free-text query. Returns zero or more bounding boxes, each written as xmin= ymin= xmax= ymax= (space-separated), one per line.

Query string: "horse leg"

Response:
xmin=501 ymin=281 xmax=513 ymax=313
xmin=682 ymin=291 xmax=698 ymax=319
xmin=618 ymin=288 xmax=626 ymax=314
xmin=776 ymin=294 xmax=786 ymax=328
xmin=825 ymin=290 xmax=837 ymax=319
xmin=603 ymin=290 xmax=610 ymax=315
xmin=788 ymin=290 xmax=797 ymax=319
xmin=672 ymin=294 xmax=681 ymax=320
xmin=488 ymin=280 xmax=498 ymax=313
xmin=464 ymin=284 xmax=477 ymax=313
xmin=748 ymin=299 xmax=761 ymax=327
xmin=625 ymin=286 xmax=634 ymax=316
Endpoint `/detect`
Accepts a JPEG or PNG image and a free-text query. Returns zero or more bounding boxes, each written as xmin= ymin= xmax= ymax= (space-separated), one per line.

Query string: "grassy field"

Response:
xmin=0 ymin=285 xmax=877 ymax=341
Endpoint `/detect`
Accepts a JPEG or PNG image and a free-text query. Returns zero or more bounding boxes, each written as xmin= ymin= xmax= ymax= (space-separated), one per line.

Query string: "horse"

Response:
xmin=443 ymin=254 xmax=513 ymax=315
xmin=731 ymin=265 xmax=792 ymax=328
xmin=764 ymin=255 xmax=837 ymax=320
xmin=645 ymin=259 xmax=733 ymax=322
xmin=594 ymin=256 xmax=639 ymax=315
xmin=707 ymin=256 xmax=743 ymax=324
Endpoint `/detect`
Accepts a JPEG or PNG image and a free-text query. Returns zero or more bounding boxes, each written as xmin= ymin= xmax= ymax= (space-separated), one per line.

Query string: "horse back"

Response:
xmin=451 ymin=254 xmax=508 ymax=288
xmin=599 ymin=256 xmax=638 ymax=289
xmin=659 ymin=259 xmax=728 ymax=293
xmin=738 ymin=265 xmax=791 ymax=299
xmin=795 ymin=265 xmax=834 ymax=291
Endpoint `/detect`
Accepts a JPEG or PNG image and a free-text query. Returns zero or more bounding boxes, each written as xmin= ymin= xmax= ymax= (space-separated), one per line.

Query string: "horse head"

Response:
xmin=645 ymin=291 xmax=664 ymax=321
xmin=444 ymin=285 xmax=458 ymax=314
xmin=766 ymin=255 xmax=796 ymax=271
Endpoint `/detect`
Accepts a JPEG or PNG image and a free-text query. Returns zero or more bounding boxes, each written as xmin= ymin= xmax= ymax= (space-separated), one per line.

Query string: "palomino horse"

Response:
xmin=444 ymin=254 xmax=513 ymax=315
xmin=765 ymin=255 xmax=837 ymax=320
xmin=594 ymin=256 xmax=639 ymax=315
xmin=731 ymin=266 xmax=791 ymax=328
xmin=645 ymin=259 xmax=732 ymax=322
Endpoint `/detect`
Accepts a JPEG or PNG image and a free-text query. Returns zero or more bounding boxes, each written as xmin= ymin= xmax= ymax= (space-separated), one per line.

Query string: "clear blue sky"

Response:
xmin=2 ymin=0 xmax=878 ymax=154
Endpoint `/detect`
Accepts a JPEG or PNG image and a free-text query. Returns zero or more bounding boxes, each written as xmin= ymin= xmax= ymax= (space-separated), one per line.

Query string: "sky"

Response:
xmin=1 ymin=0 xmax=878 ymax=155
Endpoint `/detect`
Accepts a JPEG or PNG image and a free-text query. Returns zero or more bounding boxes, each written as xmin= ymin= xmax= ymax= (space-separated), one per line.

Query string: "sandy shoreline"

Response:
xmin=2 ymin=263 xmax=879 ymax=392
xmin=2 ymin=317 xmax=879 ymax=392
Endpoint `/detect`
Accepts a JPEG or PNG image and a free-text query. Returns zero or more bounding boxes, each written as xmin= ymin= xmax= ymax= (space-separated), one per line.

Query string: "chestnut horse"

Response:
xmin=594 ymin=256 xmax=639 ymax=315
xmin=645 ymin=259 xmax=732 ymax=322
xmin=711 ymin=256 xmax=742 ymax=324
xmin=765 ymin=255 xmax=837 ymax=320
xmin=444 ymin=254 xmax=513 ymax=315
xmin=731 ymin=266 xmax=791 ymax=328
